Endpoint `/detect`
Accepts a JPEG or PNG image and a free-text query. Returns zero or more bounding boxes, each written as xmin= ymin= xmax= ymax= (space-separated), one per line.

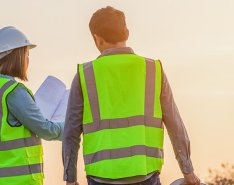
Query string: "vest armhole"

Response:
xmin=5 ymin=82 xmax=23 ymax=127
xmin=17 ymin=83 xmax=35 ymax=101
xmin=156 ymin=60 xmax=163 ymax=96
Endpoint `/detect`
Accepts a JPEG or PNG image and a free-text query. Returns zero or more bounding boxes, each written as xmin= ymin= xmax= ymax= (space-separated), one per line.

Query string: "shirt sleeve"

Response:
xmin=62 ymin=73 xmax=83 ymax=182
xmin=160 ymin=69 xmax=194 ymax=174
xmin=7 ymin=85 xmax=64 ymax=141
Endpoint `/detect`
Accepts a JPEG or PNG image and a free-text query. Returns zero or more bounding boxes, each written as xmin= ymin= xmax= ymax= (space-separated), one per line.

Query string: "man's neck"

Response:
xmin=99 ymin=42 xmax=126 ymax=53
xmin=98 ymin=47 xmax=134 ymax=58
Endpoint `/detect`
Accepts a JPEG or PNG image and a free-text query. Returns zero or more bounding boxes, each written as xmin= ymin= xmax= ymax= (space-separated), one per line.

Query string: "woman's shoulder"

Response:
xmin=7 ymin=82 xmax=33 ymax=101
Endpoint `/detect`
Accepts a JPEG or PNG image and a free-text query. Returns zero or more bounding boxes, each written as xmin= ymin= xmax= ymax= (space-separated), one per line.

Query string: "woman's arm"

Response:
xmin=7 ymin=85 xmax=64 ymax=141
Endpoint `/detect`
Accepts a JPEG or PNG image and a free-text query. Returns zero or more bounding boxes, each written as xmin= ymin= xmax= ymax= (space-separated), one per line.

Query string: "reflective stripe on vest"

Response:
xmin=0 ymin=79 xmax=43 ymax=184
xmin=0 ymin=164 xmax=42 ymax=178
xmin=0 ymin=80 xmax=15 ymax=133
xmin=83 ymin=115 xmax=162 ymax=134
xmin=79 ymin=55 xmax=164 ymax=179
xmin=84 ymin=145 xmax=163 ymax=164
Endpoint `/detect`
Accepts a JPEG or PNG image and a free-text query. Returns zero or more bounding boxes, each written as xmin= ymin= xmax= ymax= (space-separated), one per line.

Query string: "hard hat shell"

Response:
xmin=0 ymin=26 xmax=36 ymax=54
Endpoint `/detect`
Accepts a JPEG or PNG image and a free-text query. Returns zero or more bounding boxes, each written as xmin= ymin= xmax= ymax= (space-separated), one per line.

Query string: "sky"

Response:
xmin=1 ymin=0 xmax=234 ymax=184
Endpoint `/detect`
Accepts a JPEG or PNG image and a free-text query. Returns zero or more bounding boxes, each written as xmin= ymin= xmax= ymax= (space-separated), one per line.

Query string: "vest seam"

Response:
xmin=5 ymin=82 xmax=23 ymax=127
xmin=5 ymin=83 xmax=35 ymax=128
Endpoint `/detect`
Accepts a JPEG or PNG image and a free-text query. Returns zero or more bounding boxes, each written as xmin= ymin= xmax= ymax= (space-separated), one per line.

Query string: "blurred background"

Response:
xmin=1 ymin=0 xmax=234 ymax=184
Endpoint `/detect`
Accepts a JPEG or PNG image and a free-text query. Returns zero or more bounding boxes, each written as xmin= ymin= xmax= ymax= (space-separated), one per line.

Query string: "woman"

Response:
xmin=0 ymin=26 xmax=64 ymax=185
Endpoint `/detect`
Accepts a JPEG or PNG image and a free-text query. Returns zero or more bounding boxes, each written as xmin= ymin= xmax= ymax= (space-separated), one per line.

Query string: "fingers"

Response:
xmin=183 ymin=172 xmax=201 ymax=185
xmin=66 ymin=182 xmax=77 ymax=185
xmin=183 ymin=179 xmax=200 ymax=185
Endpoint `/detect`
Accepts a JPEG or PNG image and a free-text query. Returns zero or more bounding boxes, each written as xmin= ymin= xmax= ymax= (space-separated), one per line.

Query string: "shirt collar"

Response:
xmin=0 ymin=74 xmax=16 ymax=81
xmin=98 ymin=47 xmax=135 ymax=58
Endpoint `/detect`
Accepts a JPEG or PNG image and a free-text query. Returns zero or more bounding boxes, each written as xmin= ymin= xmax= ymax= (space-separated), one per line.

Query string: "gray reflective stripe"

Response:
xmin=144 ymin=58 xmax=156 ymax=117
xmin=0 ymin=163 xmax=43 ymax=178
xmin=0 ymin=135 xmax=41 ymax=151
xmin=84 ymin=145 xmax=163 ymax=164
xmin=0 ymin=80 xmax=16 ymax=132
xmin=83 ymin=115 xmax=162 ymax=134
xmin=83 ymin=62 xmax=100 ymax=121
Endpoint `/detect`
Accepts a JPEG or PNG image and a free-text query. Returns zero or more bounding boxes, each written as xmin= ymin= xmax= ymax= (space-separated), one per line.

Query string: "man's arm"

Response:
xmin=62 ymin=73 xmax=83 ymax=183
xmin=160 ymin=69 xmax=200 ymax=184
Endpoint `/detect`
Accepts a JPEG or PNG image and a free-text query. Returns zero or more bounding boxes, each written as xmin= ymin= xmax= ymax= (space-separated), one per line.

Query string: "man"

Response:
xmin=63 ymin=6 xmax=200 ymax=185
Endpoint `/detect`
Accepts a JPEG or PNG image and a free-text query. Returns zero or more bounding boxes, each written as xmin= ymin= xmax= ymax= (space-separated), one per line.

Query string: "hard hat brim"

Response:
xmin=0 ymin=44 xmax=36 ymax=60
xmin=0 ymin=43 xmax=37 ymax=53
xmin=28 ymin=44 xmax=36 ymax=49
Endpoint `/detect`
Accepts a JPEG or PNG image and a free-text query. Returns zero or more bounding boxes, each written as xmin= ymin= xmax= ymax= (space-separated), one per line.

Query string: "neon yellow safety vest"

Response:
xmin=79 ymin=54 xmax=164 ymax=179
xmin=0 ymin=78 xmax=43 ymax=185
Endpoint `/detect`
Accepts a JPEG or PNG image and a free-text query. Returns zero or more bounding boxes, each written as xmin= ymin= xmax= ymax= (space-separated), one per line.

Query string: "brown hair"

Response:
xmin=0 ymin=47 xmax=28 ymax=81
xmin=89 ymin=6 xmax=129 ymax=44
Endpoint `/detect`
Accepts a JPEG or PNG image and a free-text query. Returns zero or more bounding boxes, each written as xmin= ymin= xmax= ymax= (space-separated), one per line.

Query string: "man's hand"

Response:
xmin=182 ymin=172 xmax=200 ymax=185
xmin=66 ymin=182 xmax=79 ymax=185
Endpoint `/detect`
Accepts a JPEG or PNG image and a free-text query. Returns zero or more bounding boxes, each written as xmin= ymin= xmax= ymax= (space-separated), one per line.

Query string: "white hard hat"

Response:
xmin=170 ymin=178 xmax=207 ymax=185
xmin=0 ymin=26 xmax=36 ymax=59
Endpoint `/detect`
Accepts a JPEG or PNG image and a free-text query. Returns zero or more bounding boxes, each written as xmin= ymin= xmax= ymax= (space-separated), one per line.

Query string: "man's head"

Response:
xmin=89 ymin=6 xmax=129 ymax=52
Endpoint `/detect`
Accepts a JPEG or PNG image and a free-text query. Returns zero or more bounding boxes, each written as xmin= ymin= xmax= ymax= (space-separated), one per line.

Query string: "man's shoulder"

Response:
xmin=142 ymin=56 xmax=162 ymax=64
xmin=78 ymin=56 xmax=162 ymax=67
xmin=78 ymin=61 xmax=93 ymax=70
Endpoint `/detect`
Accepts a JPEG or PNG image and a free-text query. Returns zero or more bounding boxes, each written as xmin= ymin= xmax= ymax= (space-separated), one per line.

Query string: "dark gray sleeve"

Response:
xmin=161 ymin=70 xmax=194 ymax=174
xmin=62 ymin=72 xmax=83 ymax=182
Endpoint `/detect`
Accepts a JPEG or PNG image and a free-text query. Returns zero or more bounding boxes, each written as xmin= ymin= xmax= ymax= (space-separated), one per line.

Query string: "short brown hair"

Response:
xmin=0 ymin=47 xmax=28 ymax=81
xmin=89 ymin=6 xmax=129 ymax=44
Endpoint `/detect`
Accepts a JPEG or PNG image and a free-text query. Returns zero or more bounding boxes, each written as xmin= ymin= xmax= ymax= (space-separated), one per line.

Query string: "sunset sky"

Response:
xmin=1 ymin=0 xmax=234 ymax=184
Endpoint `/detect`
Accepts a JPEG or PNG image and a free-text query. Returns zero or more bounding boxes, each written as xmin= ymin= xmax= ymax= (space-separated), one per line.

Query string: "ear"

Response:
xmin=94 ymin=34 xmax=105 ymax=46
xmin=93 ymin=34 xmax=107 ymax=52
xmin=93 ymin=34 xmax=98 ymax=43
xmin=126 ymin=29 xmax=129 ymax=40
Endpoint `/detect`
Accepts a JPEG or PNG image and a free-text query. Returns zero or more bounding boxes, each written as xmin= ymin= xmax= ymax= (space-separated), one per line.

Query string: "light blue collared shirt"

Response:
xmin=0 ymin=74 xmax=64 ymax=141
